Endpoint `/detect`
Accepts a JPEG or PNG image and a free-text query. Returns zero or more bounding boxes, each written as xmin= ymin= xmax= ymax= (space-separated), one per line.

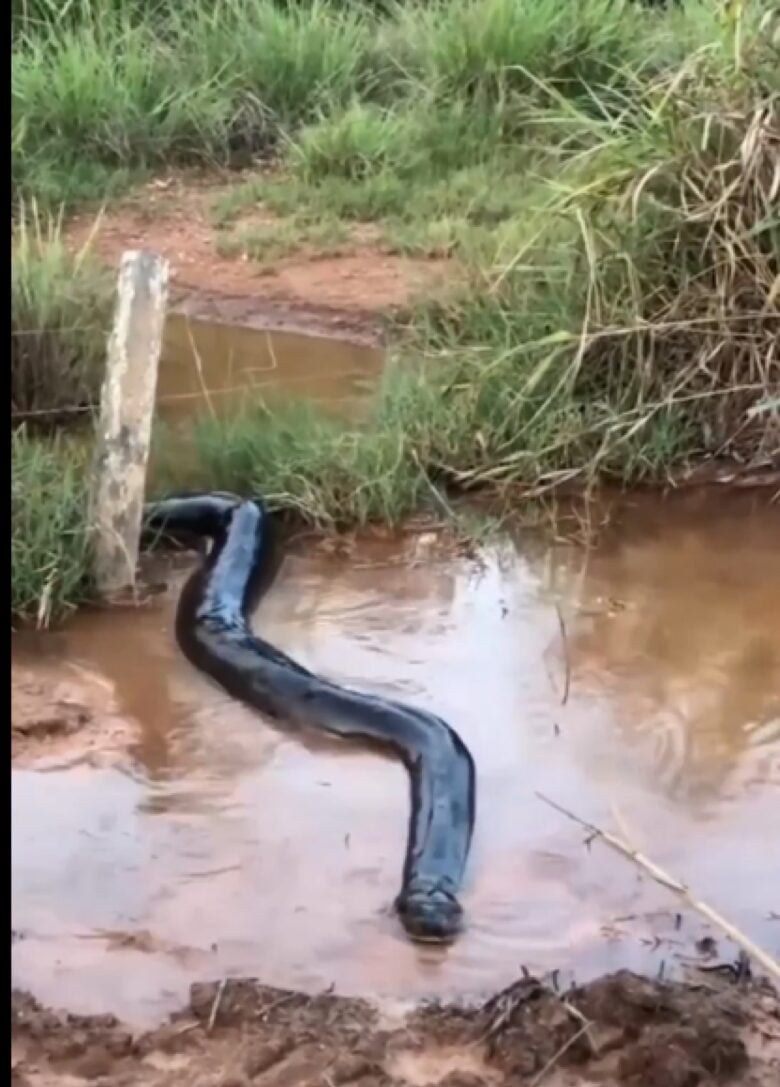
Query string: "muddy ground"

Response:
xmin=12 ymin=969 xmax=780 ymax=1087
xmin=64 ymin=174 xmax=452 ymax=338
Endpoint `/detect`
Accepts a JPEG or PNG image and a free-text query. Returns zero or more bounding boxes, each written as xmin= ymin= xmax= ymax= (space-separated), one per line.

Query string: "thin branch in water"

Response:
xmin=536 ymin=792 xmax=780 ymax=985
xmin=554 ymin=603 xmax=571 ymax=706
xmin=184 ymin=317 xmax=216 ymax=421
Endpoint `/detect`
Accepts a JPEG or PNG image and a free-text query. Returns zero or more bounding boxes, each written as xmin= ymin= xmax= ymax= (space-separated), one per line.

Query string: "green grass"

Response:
xmin=11 ymin=0 xmax=780 ymax=619
xmin=12 ymin=0 xmax=377 ymax=205
xmin=12 ymin=430 xmax=94 ymax=626
xmin=153 ymin=397 xmax=428 ymax=526
xmin=216 ymin=214 xmax=352 ymax=264
xmin=15 ymin=0 xmax=777 ymax=209
xmin=12 ymin=202 xmax=112 ymax=422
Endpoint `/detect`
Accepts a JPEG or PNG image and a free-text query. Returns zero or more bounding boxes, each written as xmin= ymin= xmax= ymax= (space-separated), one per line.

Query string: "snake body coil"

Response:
xmin=144 ymin=493 xmax=476 ymax=942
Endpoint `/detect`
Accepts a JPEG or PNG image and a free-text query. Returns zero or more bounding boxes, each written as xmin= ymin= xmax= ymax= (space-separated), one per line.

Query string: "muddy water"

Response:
xmin=11 ymin=493 xmax=780 ymax=1025
xmin=157 ymin=314 xmax=383 ymax=419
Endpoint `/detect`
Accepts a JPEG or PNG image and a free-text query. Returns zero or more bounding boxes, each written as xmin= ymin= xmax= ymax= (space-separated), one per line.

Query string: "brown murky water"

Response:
xmin=157 ymin=314 xmax=383 ymax=419
xmin=11 ymin=493 xmax=780 ymax=1026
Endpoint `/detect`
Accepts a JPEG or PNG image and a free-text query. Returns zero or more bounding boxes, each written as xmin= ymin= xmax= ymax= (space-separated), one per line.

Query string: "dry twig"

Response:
xmin=536 ymin=792 xmax=780 ymax=984
xmin=528 ymin=1021 xmax=595 ymax=1087
xmin=207 ymin=978 xmax=228 ymax=1033
xmin=554 ymin=603 xmax=571 ymax=706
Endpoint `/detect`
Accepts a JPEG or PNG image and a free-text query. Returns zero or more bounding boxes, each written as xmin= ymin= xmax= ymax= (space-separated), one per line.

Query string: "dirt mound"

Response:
xmin=12 ymin=970 xmax=779 ymax=1087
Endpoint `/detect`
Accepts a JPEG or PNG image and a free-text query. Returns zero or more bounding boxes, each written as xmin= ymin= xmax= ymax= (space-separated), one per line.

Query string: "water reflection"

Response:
xmin=561 ymin=494 xmax=780 ymax=799
xmin=11 ymin=492 xmax=780 ymax=1025
xmin=157 ymin=315 xmax=383 ymax=421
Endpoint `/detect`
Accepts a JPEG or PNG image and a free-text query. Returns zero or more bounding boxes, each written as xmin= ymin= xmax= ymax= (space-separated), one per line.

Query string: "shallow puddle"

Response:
xmin=157 ymin=314 xmax=383 ymax=419
xmin=11 ymin=492 xmax=780 ymax=1025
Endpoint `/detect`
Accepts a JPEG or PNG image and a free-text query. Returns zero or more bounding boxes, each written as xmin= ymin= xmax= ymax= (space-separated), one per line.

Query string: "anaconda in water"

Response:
xmin=143 ymin=493 xmax=477 ymax=943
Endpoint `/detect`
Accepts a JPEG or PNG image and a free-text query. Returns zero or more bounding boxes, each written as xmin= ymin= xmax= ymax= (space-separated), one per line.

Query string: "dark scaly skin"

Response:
xmin=143 ymin=493 xmax=477 ymax=943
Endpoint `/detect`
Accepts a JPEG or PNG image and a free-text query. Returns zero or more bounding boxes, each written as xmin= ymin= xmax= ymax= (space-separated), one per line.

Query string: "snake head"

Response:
xmin=395 ymin=882 xmax=464 ymax=944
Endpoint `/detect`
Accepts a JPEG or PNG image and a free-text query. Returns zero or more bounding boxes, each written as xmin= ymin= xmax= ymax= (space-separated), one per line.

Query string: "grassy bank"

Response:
xmin=12 ymin=203 xmax=112 ymax=422
xmin=11 ymin=0 xmax=780 ymax=620
xmin=11 ymin=432 xmax=93 ymax=625
xmin=14 ymin=0 xmax=779 ymax=209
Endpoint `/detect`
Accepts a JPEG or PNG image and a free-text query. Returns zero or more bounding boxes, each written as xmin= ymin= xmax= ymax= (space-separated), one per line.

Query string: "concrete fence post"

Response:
xmin=90 ymin=250 xmax=169 ymax=596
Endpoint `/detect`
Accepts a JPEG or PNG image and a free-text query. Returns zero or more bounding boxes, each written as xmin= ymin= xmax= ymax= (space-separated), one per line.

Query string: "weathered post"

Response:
xmin=90 ymin=250 xmax=169 ymax=597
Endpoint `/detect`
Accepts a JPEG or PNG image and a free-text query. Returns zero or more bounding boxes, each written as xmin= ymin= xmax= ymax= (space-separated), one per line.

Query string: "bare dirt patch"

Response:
xmin=63 ymin=176 xmax=452 ymax=330
xmin=12 ymin=971 xmax=780 ymax=1087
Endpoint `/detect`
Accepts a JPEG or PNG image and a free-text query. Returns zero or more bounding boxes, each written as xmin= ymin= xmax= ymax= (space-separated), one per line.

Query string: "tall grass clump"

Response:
xmin=153 ymin=398 xmax=427 ymax=526
xmin=384 ymin=0 xmax=647 ymax=101
xmin=12 ymin=10 xmax=232 ymax=203
xmin=12 ymin=0 xmax=376 ymax=204
xmin=12 ymin=203 xmax=112 ymax=422
xmin=16 ymin=1 xmax=778 ymax=208
xmin=12 ymin=202 xmax=114 ymax=421
xmin=393 ymin=60 xmax=779 ymax=485
xmin=12 ymin=430 xmax=93 ymax=625
xmin=286 ymin=94 xmax=533 ymax=184
xmin=173 ymin=0 xmax=374 ymax=128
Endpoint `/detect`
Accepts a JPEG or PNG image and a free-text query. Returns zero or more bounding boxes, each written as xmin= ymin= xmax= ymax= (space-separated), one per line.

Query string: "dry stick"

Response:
xmin=536 ymin=792 xmax=780 ymax=984
xmin=184 ymin=318 xmax=216 ymax=420
xmin=554 ymin=603 xmax=571 ymax=706
xmin=411 ymin=448 xmax=458 ymax=522
xmin=527 ymin=1020 xmax=595 ymax=1087
xmin=206 ymin=978 xmax=228 ymax=1033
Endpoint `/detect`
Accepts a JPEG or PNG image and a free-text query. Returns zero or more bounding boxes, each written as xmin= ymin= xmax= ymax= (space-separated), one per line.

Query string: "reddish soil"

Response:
xmin=12 ymin=970 xmax=780 ymax=1087
xmin=63 ymin=175 xmax=452 ymax=333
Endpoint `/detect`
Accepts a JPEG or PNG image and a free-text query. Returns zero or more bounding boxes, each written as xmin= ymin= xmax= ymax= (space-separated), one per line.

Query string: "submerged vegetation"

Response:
xmin=11 ymin=0 xmax=780 ymax=620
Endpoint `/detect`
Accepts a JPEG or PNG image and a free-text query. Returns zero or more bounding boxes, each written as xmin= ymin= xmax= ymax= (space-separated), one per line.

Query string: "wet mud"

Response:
xmin=12 ymin=969 xmax=780 ymax=1087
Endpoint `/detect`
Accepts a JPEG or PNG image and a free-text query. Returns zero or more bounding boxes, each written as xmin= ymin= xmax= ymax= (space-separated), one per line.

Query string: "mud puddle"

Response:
xmin=156 ymin=313 xmax=384 ymax=420
xmin=11 ymin=492 xmax=780 ymax=1029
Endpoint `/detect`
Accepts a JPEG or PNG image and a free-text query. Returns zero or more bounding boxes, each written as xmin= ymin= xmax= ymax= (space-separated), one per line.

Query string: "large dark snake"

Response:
xmin=143 ymin=493 xmax=476 ymax=943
